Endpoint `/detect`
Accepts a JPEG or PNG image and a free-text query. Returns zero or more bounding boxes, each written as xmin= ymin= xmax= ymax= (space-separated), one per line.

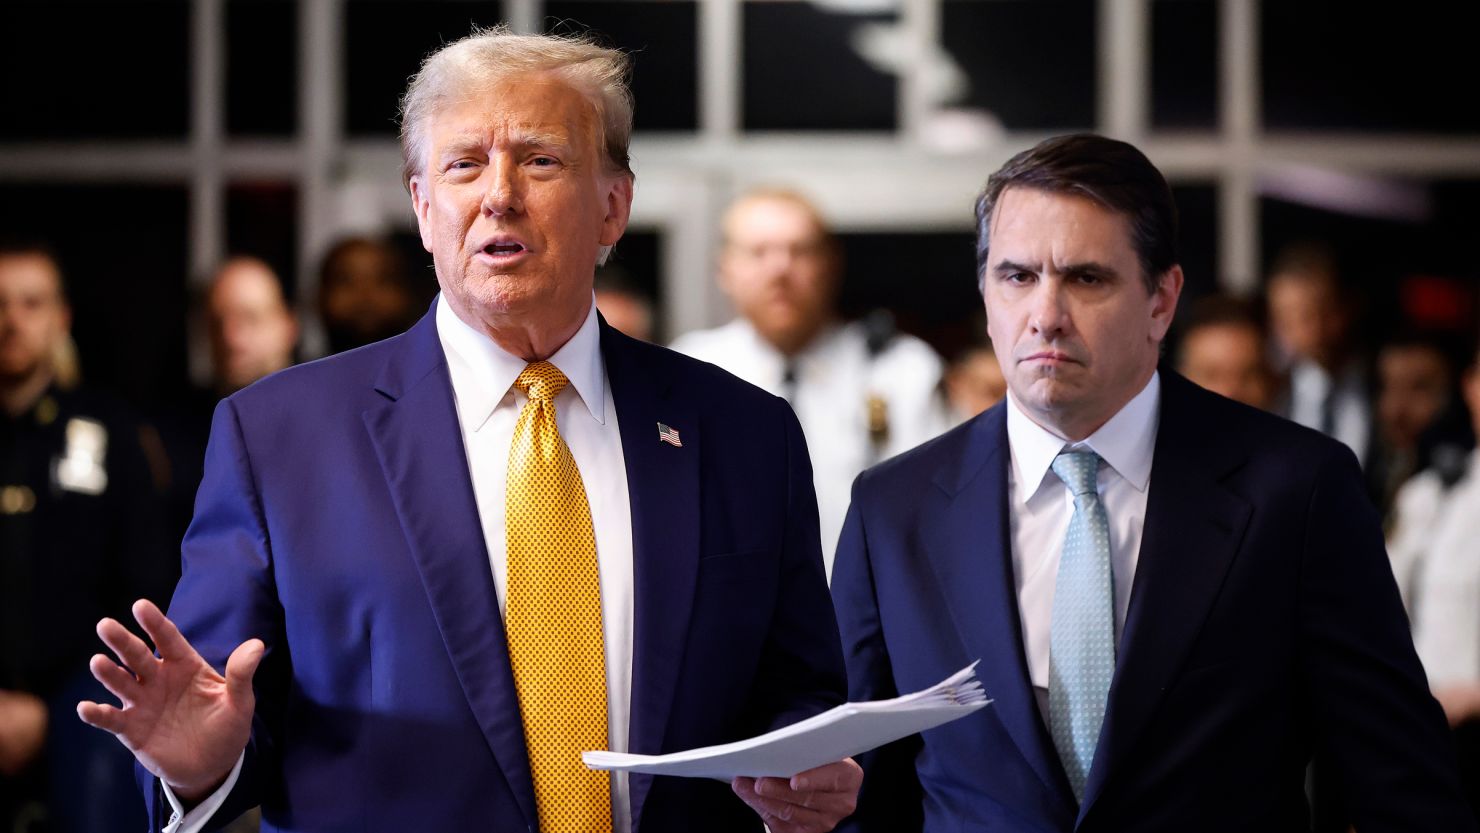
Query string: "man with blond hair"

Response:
xmin=80 ymin=29 xmax=858 ymax=833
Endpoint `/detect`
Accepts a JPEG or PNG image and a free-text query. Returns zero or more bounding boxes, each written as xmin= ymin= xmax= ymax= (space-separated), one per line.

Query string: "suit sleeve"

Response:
xmin=831 ymin=473 xmax=924 ymax=833
xmin=1298 ymin=442 xmax=1477 ymax=831
xmin=747 ymin=403 xmax=848 ymax=734
xmin=137 ymin=398 xmax=288 ymax=832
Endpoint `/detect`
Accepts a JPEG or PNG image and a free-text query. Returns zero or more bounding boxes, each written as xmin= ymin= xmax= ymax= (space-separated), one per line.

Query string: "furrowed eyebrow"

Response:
xmin=992 ymin=259 xmax=1039 ymax=275
xmin=1059 ymin=261 xmax=1121 ymax=279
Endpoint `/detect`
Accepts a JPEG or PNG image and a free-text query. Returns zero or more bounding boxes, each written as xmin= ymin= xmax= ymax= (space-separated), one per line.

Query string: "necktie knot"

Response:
xmin=1051 ymin=450 xmax=1101 ymax=498
xmin=516 ymin=361 xmax=569 ymax=403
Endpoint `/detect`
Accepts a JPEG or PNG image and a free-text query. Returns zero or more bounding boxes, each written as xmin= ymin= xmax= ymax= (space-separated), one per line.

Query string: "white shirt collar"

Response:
xmin=1006 ymin=371 xmax=1161 ymax=501
xmin=436 ymin=293 xmax=607 ymax=433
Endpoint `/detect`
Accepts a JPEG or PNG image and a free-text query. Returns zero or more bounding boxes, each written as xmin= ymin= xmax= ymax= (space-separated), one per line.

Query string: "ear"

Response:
xmin=1148 ymin=264 xmax=1184 ymax=342
xmin=409 ymin=176 xmax=434 ymax=254
xmin=598 ymin=174 xmax=634 ymax=248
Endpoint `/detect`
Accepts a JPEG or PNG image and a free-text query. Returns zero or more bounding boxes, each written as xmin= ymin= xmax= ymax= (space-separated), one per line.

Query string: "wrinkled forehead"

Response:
xmin=426 ymin=72 xmax=600 ymax=152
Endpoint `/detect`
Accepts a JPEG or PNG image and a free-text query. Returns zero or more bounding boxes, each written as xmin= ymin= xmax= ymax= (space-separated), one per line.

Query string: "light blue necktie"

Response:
xmin=1047 ymin=449 xmax=1115 ymax=804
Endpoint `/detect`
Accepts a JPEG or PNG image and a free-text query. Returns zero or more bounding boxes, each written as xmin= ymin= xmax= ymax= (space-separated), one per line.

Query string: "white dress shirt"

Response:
xmin=1288 ymin=359 xmax=1371 ymax=461
xmin=166 ymin=296 xmax=636 ymax=833
xmin=671 ymin=317 xmax=948 ymax=575
xmin=1387 ymin=450 xmax=1480 ymax=689
xmin=1006 ymin=373 xmax=1160 ymax=719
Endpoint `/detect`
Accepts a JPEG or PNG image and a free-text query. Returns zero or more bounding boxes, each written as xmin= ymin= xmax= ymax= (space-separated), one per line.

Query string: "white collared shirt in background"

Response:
xmin=672 ymin=317 xmax=948 ymax=576
xmin=1005 ymin=373 xmax=1161 ymax=720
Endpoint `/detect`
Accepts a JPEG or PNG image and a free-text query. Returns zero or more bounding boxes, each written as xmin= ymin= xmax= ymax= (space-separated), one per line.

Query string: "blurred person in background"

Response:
xmin=1386 ymin=338 xmax=1480 ymax=811
xmin=0 ymin=239 xmax=172 ymax=833
xmin=943 ymin=335 xmax=1006 ymax=423
xmin=156 ymin=258 xmax=301 ymax=552
xmin=593 ymin=266 xmax=655 ymax=342
xmin=1369 ymin=332 xmax=1458 ymax=518
xmin=1267 ymin=243 xmax=1373 ymax=461
xmin=1174 ymin=294 xmax=1276 ymax=410
xmin=671 ymin=189 xmax=948 ymax=573
xmin=206 ymin=257 xmax=298 ymax=396
xmin=316 ymin=236 xmax=419 ymax=355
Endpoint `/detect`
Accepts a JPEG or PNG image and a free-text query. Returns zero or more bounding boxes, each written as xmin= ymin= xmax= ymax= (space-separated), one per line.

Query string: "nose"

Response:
xmin=481 ymin=157 xmax=523 ymax=216
xmin=1027 ymin=280 xmax=1070 ymax=339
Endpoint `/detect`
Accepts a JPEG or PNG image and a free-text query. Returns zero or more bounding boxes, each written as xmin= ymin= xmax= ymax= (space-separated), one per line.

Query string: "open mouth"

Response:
xmin=482 ymin=242 xmax=526 ymax=256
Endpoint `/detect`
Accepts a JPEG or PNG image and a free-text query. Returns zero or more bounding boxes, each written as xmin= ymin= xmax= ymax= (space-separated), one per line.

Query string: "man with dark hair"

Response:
xmin=316 ymin=237 xmax=419 ymax=355
xmin=1174 ymin=295 xmax=1276 ymax=410
xmin=832 ymin=134 xmax=1473 ymax=831
xmin=1267 ymin=243 xmax=1372 ymax=460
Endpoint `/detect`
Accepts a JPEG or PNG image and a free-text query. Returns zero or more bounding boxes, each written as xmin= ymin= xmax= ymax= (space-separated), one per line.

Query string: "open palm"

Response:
xmin=76 ymin=599 xmax=263 ymax=802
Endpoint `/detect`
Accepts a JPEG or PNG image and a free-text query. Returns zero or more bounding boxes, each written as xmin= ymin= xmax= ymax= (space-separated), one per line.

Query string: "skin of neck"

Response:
xmin=445 ymin=291 xmax=592 ymax=363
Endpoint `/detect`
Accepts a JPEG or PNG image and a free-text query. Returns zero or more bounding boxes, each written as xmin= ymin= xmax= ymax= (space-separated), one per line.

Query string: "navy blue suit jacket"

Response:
xmin=832 ymin=371 xmax=1474 ymax=832
xmin=143 ymin=307 xmax=845 ymax=832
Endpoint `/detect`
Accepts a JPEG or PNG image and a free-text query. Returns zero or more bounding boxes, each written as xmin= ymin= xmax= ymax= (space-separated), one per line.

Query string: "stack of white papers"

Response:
xmin=583 ymin=662 xmax=990 ymax=780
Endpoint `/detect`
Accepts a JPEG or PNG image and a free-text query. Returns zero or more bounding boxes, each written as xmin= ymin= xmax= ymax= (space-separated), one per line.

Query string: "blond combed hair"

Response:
xmin=397 ymin=25 xmax=635 ymax=192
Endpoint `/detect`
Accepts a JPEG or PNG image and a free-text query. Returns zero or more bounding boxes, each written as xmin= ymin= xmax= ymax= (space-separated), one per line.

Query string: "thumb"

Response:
xmin=224 ymin=639 xmax=265 ymax=702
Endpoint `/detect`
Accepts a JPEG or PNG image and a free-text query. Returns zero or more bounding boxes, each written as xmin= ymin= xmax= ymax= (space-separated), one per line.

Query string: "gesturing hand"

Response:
xmin=732 ymin=757 xmax=863 ymax=833
xmin=76 ymin=599 xmax=264 ymax=804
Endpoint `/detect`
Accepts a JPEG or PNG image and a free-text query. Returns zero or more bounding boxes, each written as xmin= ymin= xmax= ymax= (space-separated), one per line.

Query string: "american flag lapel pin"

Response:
xmin=656 ymin=422 xmax=683 ymax=448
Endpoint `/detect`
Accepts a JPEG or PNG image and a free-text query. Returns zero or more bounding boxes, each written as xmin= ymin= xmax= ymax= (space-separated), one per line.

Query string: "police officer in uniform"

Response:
xmin=0 ymin=241 xmax=173 ymax=833
xmin=672 ymin=190 xmax=948 ymax=575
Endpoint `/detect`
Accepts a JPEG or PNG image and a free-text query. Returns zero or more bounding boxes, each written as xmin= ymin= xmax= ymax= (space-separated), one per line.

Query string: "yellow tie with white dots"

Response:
xmin=505 ymin=361 xmax=612 ymax=833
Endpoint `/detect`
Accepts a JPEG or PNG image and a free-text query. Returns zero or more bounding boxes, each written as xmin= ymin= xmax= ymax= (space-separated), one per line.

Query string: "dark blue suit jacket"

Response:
xmin=143 ymin=307 xmax=845 ymax=832
xmin=832 ymin=371 xmax=1474 ymax=832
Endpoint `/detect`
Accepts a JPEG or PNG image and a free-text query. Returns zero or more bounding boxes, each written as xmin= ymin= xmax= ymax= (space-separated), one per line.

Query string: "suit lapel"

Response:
xmin=601 ymin=324 xmax=701 ymax=831
xmin=361 ymin=311 xmax=539 ymax=830
xmin=923 ymin=406 xmax=1077 ymax=811
xmin=1077 ymin=374 xmax=1253 ymax=821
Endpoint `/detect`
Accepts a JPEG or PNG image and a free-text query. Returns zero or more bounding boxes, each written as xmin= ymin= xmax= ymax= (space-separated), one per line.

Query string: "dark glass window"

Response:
xmin=836 ymin=231 xmax=979 ymax=360
xmin=596 ymin=229 xmax=663 ymax=339
xmin=743 ymin=2 xmax=898 ymax=131
xmin=545 ymin=3 xmax=698 ymax=132
xmin=345 ymin=1 xmax=508 ymax=137
xmin=0 ymin=1 xmax=190 ymax=140
xmin=227 ymin=0 xmax=298 ymax=137
xmin=1172 ymin=182 xmax=1218 ymax=302
xmin=227 ymin=182 xmax=299 ymax=299
xmin=940 ymin=0 xmax=1096 ymax=130
xmin=1262 ymin=2 xmax=1480 ymax=133
xmin=0 ymin=184 xmax=190 ymax=406
xmin=1151 ymin=0 xmax=1217 ymax=129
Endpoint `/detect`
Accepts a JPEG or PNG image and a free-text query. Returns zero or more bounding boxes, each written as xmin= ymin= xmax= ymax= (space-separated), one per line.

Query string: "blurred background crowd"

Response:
xmin=2 ymin=0 xmax=1479 ymax=830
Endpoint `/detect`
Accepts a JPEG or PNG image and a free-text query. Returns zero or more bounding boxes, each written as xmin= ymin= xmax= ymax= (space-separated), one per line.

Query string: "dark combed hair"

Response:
xmin=974 ymin=133 xmax=1179 ymax=295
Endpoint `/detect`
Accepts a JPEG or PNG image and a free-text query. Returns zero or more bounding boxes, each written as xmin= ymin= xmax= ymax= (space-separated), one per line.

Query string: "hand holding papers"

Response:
xmin=584 ymin=662 xmax=990 ymax=780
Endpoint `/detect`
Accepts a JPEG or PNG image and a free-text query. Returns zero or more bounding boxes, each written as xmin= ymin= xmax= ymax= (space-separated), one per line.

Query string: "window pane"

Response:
xmin=1262 ymin=1 xmax=1480 ymax=133
xmin=227 ymin=182 xmax=299 ymax=298
xmin=1151 ymin=0 xmax=1217 ymax=130
xmin=345 ymin=1 xmax=508 ymax=137
xmin=1172 ymin=182 xmax=1218 ymax=301
xmin=743 ymin=1 xmax=898 ymax=132
xmin=545 ymin=2 xmax=698 ymax=132
xmin=835 ymin=231 xmax=978 ymax=359
xmin=0 ymin=1 xmax=190 ymax=140
xmin=228 ymin=0 xmax=297 ymax=137
xmin=940 ymin=0 xmax=1096 ymax=131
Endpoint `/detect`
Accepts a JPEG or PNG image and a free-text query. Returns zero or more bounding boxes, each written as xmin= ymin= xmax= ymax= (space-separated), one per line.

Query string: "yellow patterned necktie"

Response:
xmin=505 ymin=361 xmax=612 ymax=833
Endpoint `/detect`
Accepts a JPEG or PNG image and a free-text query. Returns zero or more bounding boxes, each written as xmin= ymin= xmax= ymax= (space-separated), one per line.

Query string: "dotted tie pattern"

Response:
xmin=505 ymin=361 xmax=612 ymax=833
xmin=1047 ymin=449 xmax=1116 ymax=804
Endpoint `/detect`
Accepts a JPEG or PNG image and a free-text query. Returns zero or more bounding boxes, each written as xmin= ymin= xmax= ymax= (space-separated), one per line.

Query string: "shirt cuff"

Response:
xmin=161 ymin=752 xmax=246 ymax=833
